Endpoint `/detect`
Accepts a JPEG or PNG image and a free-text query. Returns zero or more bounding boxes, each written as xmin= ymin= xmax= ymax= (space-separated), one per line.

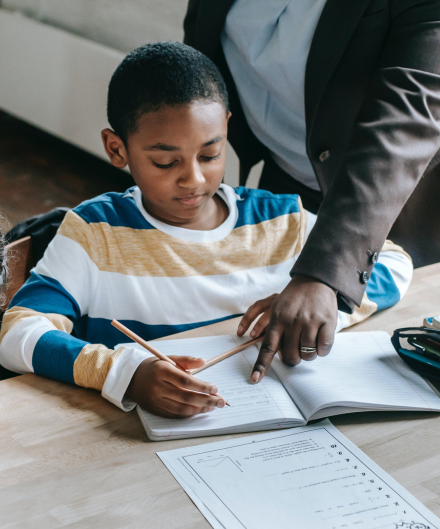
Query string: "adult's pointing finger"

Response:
xmin=251 ymin=324 xmax=283 ymax=383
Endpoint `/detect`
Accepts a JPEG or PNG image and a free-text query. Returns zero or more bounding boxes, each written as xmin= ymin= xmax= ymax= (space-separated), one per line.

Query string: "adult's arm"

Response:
xmin=293 ymin=0 xmax=440 ymax=307
xmin=251 ymin=0 xmax=440 ymax=379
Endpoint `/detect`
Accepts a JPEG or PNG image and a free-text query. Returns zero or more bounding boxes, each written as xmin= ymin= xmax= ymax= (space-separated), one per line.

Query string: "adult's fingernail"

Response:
xmin=210 ymin=385 xmax=218 ymax=395
xmin=250 ymin=329 xmax=256 ymax=337
xmin=237 ymin=325 xmax=244 ymax=335
xmin=208 ymin=406 xmax=216 ymax=412
xmin=217 ymin=400 xmax=225 ymax=408
xmin=251 ymin=371 xmax=260 ymax=384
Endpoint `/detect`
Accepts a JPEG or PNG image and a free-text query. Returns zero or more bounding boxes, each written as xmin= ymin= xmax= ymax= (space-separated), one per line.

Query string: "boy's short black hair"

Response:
xmin=107 ymin=41 xmax=229 ymax=143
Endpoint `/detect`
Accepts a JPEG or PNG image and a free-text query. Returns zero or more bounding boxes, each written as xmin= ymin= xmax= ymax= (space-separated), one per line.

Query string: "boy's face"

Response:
xmin=102 ymin=101 xmax=230 ymax=228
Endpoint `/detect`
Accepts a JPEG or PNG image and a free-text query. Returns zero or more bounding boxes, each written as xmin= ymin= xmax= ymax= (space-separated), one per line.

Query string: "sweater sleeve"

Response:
xmin=335 ymin=240 xmax=413 ymax=332
xmin=0 ymin=211 xmax=148 ymax=411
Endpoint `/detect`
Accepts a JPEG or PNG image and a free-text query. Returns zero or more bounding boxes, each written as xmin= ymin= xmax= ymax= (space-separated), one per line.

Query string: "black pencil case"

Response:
xmin=391 ymin=327 xmax=440 ymax=380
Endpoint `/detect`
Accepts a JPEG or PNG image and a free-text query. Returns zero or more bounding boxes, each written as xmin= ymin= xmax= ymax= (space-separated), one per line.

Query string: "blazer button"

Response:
xmin=319 ymin=150 xmax=330 ymax=162
xmin=371 ymin=252 xmax=378 ymax=264
xmin=360 ymin=271 xmax=369 ymax=284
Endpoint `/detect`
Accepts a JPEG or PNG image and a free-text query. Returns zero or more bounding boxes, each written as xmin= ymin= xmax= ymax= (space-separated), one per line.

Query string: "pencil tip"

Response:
xmin=226 ymin=402 xmax=231 ymax=407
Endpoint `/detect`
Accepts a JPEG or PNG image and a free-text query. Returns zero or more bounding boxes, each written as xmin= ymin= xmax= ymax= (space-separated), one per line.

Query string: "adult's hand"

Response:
xmin=249 ymin=275 xmax=338 ymax=383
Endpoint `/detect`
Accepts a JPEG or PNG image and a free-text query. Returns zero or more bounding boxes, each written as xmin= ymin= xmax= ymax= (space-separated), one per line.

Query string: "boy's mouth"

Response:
xmin=175 ymin=194 xmax=205 ymax=206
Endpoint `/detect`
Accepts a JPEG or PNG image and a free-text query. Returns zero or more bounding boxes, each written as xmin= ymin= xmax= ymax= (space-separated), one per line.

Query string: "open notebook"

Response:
xmin=117 ymin=332 xmax=440 ymax=441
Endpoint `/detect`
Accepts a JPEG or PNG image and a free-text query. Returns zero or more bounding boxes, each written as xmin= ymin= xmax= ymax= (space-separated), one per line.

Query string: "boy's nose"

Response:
xmin=180 ymin=161 xmax=205 ymax=187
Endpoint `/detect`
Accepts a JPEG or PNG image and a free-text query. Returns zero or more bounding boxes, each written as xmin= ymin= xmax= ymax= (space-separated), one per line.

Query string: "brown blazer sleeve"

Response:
xmin=293 ymin=0 xmax=440 ymax=309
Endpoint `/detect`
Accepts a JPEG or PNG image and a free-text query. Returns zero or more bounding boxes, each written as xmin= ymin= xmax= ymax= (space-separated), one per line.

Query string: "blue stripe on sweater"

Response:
xmin=9 ymin=272 xmax=81 ymax=320
xmin=72 ymin=186 xmax=301 ymax=231
xmin=234 ymin=187 xmax=301 ymax=229
xmin=74 ymin=187 xmax=154 ymax=229
xmin=366 ymin=262 xmax=400 ymax=311
xmin=32 ymin=330 xmax=87 ymax=384
xmin=75 ymin=314 xmax=243 ymax=349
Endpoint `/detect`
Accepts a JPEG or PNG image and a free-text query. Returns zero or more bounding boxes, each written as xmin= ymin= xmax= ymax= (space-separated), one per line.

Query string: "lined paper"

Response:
xmin=118 ymin=332 xmax=440 ymax=440
xmin=272 ymin=331 xmax=440 ymax=420
xmin=118 ymin=336 xmax=305 ymax=440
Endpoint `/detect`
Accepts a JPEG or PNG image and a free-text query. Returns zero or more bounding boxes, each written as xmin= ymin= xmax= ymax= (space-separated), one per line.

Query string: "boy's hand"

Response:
xmin=126 ymin=355 xmax=226 ymax=418
xmin=237 ymin=293 xmax=279 ymax=339
xmin=250 ymin=276 xmax=338 ymax=383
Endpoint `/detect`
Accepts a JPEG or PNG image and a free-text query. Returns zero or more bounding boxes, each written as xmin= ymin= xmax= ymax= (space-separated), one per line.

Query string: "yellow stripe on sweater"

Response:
xmin=0 ymin=306 xmax=73 ymax=343
xmin=60 ymin=208 xmax=306 ymax=277
xmin=345 ymin=293 xmax=378 ymax=327
xmin=381 ymin=239 xmax=412 ymax=263
xmin=73 ymin=345 xmax=125 ymax=391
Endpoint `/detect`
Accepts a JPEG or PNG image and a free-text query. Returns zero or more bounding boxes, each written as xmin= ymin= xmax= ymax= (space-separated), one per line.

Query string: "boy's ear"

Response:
xmin=101 ymin=129 xmax=128 ymax=169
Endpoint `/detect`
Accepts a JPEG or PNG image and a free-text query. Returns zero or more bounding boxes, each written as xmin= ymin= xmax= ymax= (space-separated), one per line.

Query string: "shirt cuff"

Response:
xmin=337 ymin=292 xmax=355 ymax=314
xmin=101 ymin=346 xmax=152 ymax=411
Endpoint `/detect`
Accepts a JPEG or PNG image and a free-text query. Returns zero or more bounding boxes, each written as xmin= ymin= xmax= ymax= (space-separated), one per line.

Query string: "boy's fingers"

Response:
xmin=164 ymin=384 xmax=225 ymax=408
xmin=251 ymin=325 xmax=282 ymax=383
xmin=168 ymin=355 xmax=206 ymax=370
xmin=160 ymin=400 xmax=215 ymax=418
xmin=317 ymin=323 xmax=334 ymax=357
xmin=250 ymin=311 xmax=271 ymax=338
xmin=163 ymin=365 xmax=219 ymax=395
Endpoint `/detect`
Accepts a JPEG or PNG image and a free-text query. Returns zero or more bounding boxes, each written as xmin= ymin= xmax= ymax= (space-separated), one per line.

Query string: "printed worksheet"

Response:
xmin=158 ymin=420 xmax=439 ymax=529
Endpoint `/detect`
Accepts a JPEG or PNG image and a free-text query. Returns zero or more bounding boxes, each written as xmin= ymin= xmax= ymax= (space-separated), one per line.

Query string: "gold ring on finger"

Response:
xmin=300 ymin=346 xmax=317 ymax=354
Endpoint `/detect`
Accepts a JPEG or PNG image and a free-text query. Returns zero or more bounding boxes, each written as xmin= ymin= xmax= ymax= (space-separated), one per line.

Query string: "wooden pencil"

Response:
xmin=111 ymin=319 xmax=230 ymax=406
xmin=190 ymin=335 xmax=264 ymax=375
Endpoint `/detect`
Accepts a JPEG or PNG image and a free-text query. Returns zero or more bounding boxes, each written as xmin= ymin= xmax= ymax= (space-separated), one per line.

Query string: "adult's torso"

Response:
xmin=221 ymin=0 xmax=327 ymax=191
xmin=184 ymin=0 xmax=392 ymax=192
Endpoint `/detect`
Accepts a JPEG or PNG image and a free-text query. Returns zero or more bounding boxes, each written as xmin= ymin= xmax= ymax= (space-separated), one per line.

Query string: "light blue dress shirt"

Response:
xmin=221 ymin=0 xmax=327 ymax=191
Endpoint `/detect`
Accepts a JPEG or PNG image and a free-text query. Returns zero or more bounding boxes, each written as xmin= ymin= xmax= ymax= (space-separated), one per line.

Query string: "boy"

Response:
xmin=0 ymin=42 xmax=413 ymax=418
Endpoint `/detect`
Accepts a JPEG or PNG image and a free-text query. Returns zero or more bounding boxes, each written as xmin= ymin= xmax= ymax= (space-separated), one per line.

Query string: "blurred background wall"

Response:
xmin=0 ymin=1 xmax=263 ymax=189
xmin=2 ymin=0 xmax=187 ymax=52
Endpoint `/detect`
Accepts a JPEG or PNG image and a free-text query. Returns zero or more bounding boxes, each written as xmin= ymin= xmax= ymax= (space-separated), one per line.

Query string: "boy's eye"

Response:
xmin=152 ymin=153 xmax=220 ymax=168
xmin=201 ymin=153 xmax=221 ymax=162
xmin=152 ymin=160 xmax=177 ymax=169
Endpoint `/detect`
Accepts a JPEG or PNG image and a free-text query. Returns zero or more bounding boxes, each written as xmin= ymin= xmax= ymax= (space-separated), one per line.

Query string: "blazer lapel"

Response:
xmin=305 ymin=0 xmax=371 ymax=135
xmin=193 ymin=0 xmax=235 ymax=60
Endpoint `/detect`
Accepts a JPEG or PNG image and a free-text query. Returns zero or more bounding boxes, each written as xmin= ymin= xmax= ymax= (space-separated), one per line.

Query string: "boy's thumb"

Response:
xmin=168 ymin=355 xmax=206 ymax=370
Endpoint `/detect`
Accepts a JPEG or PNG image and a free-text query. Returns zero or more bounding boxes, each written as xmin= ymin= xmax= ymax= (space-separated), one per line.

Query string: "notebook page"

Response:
xmin=271 ymin=331 xmax=440 ymax=420
xmin=118 ymin=336 xmax=305 ymax=438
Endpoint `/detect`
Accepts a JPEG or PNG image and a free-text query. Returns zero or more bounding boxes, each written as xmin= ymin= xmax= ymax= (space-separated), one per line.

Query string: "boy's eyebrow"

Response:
xmin=143 ymin=136 xmax=226 ymax=152
xmin=202 ymin=135 xmax=226 ymax=147
xmin=143 ymin=143 xmax=179 ymax=152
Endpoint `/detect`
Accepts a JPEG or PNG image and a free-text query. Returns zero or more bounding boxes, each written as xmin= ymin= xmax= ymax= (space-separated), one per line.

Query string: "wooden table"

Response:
xmin=1 ymin=264 xmax=440 ymax=528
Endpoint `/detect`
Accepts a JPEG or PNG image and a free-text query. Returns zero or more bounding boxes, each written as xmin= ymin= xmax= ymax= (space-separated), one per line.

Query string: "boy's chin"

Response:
xmin=159 ymin=205 xmax=203 ymax=224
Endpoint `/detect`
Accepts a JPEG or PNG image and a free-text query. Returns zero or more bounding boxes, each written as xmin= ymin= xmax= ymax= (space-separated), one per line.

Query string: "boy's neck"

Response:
xmin=141 ymin=192 xmax=229 ymax=231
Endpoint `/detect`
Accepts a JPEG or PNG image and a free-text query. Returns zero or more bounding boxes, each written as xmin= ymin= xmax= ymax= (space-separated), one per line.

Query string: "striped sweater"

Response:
xmin=0 ymin=184 xmax=413 ymax=410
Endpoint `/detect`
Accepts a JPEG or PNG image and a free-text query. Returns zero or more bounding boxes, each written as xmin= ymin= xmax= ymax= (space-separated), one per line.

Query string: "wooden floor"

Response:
xmin=0 ymin=110 xmax=133 ymax=230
